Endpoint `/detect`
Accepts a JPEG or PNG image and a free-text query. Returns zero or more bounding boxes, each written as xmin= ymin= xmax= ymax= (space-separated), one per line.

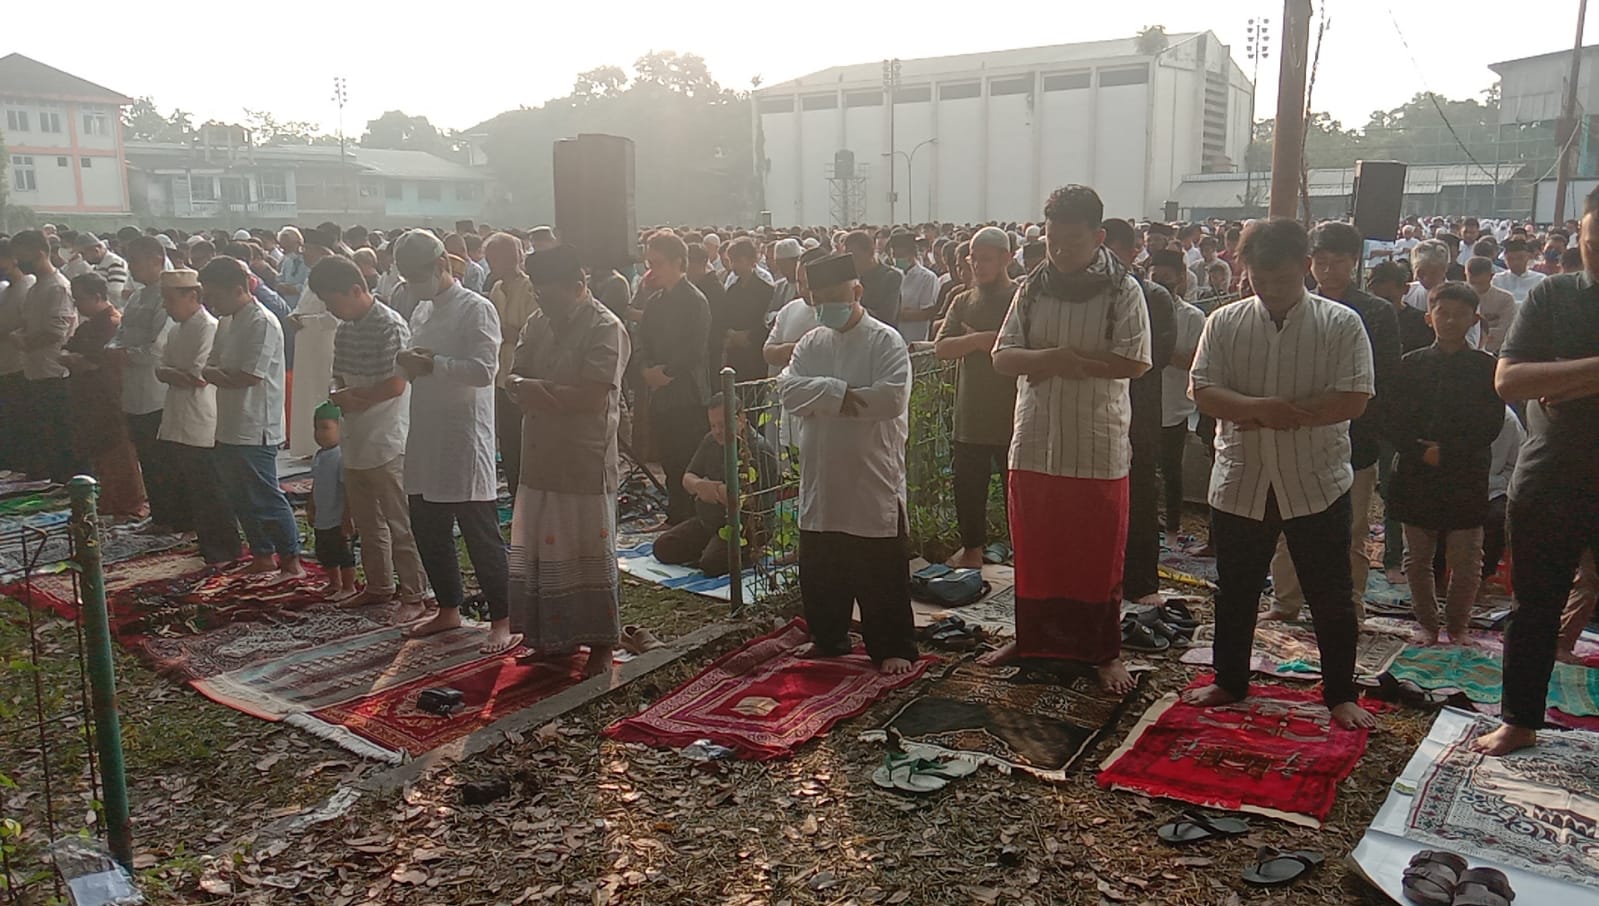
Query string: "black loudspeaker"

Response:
xmin=552 ymin=133 xmax=637 ymax=272
xmin=1163 ymin=201 xmax=1180 ymax=221
xmin=834 ymin=149 xmax=855 ymax=178
xmin=1352 ymin=160 xmax=1407 ymax=240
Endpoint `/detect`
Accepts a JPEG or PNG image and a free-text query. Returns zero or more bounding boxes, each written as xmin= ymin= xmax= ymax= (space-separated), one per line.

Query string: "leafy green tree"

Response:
xmin=1136 ymin=25 xmax=1169 ymax=56
xmin=243 ymin=109 xmax=339 ymax=146
xmin=360 ymin=110 xmax=451 ymax=153
xmin=122 ymin=97 xmax=193 ymax=143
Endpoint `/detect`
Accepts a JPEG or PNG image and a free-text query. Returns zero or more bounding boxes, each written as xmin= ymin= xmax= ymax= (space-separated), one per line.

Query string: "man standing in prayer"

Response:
xmin=505 ymin=246 xmax=629 ymax=675
xmin=934 ymin=227 xmax=1017 ymax=569
xmin=0 ymin=240 xmax=35 ymax=474
xmin=487 ymin=233 xmax=539 ymax=492
xmin=8 ymin=231 xmax=79 ymax=482
xmin=637 ymin=231 xmax=712 ymax=526
xmin=890 ymin=231 xmax=940 ymax=343
xmin=388 ymin=230 xmax=519 ymax=655
xmin=768 ymin=237 xmax=804 ymax=320
xmin=977 ymin=186 xmax=1152 ymax=695
xmin=198 ymin=257 xmax=303 ymax=577
xmin=1185 ymin=218 xmax=1377 ymax=731
xmin=285 ymin=232 xmax=337 ymax=458
xmin=114 ymin=237 xmax=174 ymax=531
xmin=312 ymin=256 xmax=432 ymax=619
xmin=76 ymin=233 xmax=129 ymax=308
xmin=276 ymin=227 xmax=309 ymax=304
xmin=846 ymin=230 xmax=902 ymax=328
xmin=781 ymin=252 xmax=917 ymax=675
xmin=1490 ymin=237 xmax=1547 ymax=305
xmin=716 ymin=237 xmax=774 ymax=382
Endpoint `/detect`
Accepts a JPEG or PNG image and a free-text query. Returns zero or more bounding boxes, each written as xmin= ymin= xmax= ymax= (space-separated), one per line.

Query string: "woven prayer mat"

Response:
xmin=295 ymin=651 xmax=608 ymax=762
xmin=0 ymin=526 xmax=188 ymax=577
xmin=860 ymin=660 xmax=1146 ymax=781
xmin=1159 ymin=551 xmax=1217 ymax=588
xmin=0 ymin=478 xmax=55 ymax=498
xmin=140 ymin=602 xmax=396 ymax=681
xmin=1387 ymin=645 xmax=1599 ymax=716
xmin=279 ymin=476 xmax=313 ymax=499
xmin=604 ymin=617 xmax=932 ymax=760
xmin=191 ymin=623 xmax=502 ymax=720
xmin=1096 ymin=676 xmax=1380 ymax=828
xmin=1406 ymin=712 xmax=1599 ymax=889
xmin=0 ymin=492 xmax=68 ymax=517
xmin=1364 ymin=571 xmax=1412 ymax=615
xmin=1180 ymin=622 xmax=1410 ymax=681
xmin=0 ymin=510 xmax=70 ymax=539
xmin=1 ymin=549 xmax=209 ymax=620
xmin=101 ymin=560 xmax=332 ymax=648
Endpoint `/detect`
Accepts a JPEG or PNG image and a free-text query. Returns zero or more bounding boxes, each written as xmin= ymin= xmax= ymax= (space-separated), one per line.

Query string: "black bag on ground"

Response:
xmin=910 ymin=564 xmax=990 ymax=608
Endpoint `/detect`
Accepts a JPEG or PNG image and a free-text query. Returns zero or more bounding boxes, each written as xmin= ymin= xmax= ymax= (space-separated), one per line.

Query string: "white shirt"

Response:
xmin=1189 ymin=292 xmax=1375 ymax=521
xmin=158 ymin=309 xmax=219 ymax=447
xmin=1393 ymin=237 xmax=1420 ymax=260
xmin=404 ymin=282 xmax=501 ymax=503
xmin=112 ymin=282 xmax=170 ymax=415
xmin=1162 ymin=299 xmax=1207 ymax=428
xmin=0 ymin=275 xmax=35 ymax=376
xmin=208 ymin=300 xmax=287 ymax=447
xmin=1405 ymin=281 xmax=1479 ymax=347
xmin=1487 ymin=406 xmax=1522 ymax=502
xmin=779 ymin=312 xmax=910 ymax=538
xmin=1490 ymin=268 xmax=1545 ymax=304
xmin=1184 ymin=246 xmax=1204 ymax=268
xmin=895 ymin=263 xmax=941 ymax=343
xmin=767 ymin=298 xmax=819 ymax=377
xmin=994 ymin=269 xmax=1153 ymax=480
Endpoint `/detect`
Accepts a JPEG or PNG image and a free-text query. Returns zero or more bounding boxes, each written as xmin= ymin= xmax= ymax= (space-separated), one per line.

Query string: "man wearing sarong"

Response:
xmin=1184 ymin=218 xmax=1378 ymax=732
xmin=978 ymin=185 xmax=1152 ymax=695
xmin=780 ymin=252 xmax=917 ymax=675
xmin=506 ymin=245 xmax=629 ymax=677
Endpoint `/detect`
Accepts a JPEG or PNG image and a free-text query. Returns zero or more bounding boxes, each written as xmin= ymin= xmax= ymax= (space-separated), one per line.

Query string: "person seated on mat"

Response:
xmin=306 ymin=401 xmax=359 ymax=599
xmin=779 ymin=251 xmax=918 ymax=676
xmin=653 ymin=393 xmax=779 ymax=577
xmin=1185 ymin=218 xmax=1377 ymax=732
xmin=1386 ymin=282 xmax=1505 ymax=647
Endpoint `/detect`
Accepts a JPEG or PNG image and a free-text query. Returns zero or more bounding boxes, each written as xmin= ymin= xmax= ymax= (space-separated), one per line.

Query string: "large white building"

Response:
xmin=1 ymin=53 xmax=133 ymax=219
xmin=753 ymin=32 xmax=1254 ymax=226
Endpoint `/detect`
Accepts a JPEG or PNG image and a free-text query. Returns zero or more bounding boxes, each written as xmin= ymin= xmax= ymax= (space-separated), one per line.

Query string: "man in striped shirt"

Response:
xmin=1186 ymin=218 xmax=1378 ymax=731
xmin=77 ymin=234 xmax=129 ymax=309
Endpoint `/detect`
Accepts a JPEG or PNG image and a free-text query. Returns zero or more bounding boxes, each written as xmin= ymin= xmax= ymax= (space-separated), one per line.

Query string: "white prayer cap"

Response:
xmin=703 ymin=233 xmax=721 ymax=246
xmin=232 ymin=229 xmax=252 ymax=240
xmin=802 ymin=237 xmax=821 ymax=249
xmin=154 ymin=234 xmax=177 ymax=250
xmin=277 ymin=226 xmax=303 ymax=242
xmin=972 ymin=226 xmax=1011 ymax=253
xmin=774 ymin=238 xmax=803 ymax=260
xmin=1024 ymin=225 xmax=1041 ymax=239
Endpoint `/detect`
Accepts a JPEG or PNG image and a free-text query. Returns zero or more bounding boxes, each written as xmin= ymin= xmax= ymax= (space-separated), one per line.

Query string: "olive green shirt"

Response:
xmin=936 ymin=281 xmax=1018 ymax=446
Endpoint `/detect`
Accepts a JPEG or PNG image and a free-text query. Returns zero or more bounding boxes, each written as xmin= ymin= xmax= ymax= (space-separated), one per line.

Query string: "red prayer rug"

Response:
xmin=604 ymin=618 xmax=932 ymax=760
xmin=1096 ymin=676 xmax=1380 ymax=828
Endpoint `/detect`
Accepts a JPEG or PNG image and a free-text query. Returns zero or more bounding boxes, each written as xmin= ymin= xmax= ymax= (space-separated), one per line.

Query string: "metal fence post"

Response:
xmin=66 ymin=476 xmax=131 ymax=868
xmin=720 ymin=368 xmax=744 ymax=614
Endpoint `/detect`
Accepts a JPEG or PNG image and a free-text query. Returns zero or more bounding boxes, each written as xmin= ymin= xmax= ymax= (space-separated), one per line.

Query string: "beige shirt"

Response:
xmin=0 ymin=275 xmax=35 ymax=376
xmin=1474 ymin=284 xmax=1517 ymax=354
xmin=489 ymin=272 xmax=538 ymax=389
xmin=19 ymin=272 xmax=75 ymax=381
xmin=158 ymin=309 xmax=220 ymax=448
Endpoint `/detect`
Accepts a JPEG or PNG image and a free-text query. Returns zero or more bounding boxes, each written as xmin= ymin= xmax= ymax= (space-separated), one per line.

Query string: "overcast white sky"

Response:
xmin=6 ymin=1 xmax=1586 ymax=136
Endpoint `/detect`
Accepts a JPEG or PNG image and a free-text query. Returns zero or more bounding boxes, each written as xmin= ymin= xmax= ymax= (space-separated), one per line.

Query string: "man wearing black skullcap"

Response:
xmin=779 ymin=252 xmax=918 ymax=675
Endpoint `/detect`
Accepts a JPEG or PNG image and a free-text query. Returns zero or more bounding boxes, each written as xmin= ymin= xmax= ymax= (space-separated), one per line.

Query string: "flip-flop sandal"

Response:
xmin=1241 ymin=847 xmax=1324 ymax=887
xmin=871 ymin=755 xmax=976 ymax=794
xmin=1156 ymin=809 xmax=1251 ymax=845
xmin=916 ymin=616 xmax=968 ymax=642
xmin=479 ymin=633 xmax=524 ymax=655
xmin=1121 ymin=616 xmax=1171 ymax=653
xmin=1402 ymin=850 xmax=1468 ymax=906
xmin=1452 ymin=867 xmax=1515 ymax=905
xmin=1160 ymin=600 xmax=1199 ymax=629
xmin=620 ymin=625 xmax=665 ymax=655
xmin=982 ymin=542 xmax=1013 ymax=564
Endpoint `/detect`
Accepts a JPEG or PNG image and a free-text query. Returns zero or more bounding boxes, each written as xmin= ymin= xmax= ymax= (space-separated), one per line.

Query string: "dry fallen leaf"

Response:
xmin=392 ymin=868 xmax=429 ymax=885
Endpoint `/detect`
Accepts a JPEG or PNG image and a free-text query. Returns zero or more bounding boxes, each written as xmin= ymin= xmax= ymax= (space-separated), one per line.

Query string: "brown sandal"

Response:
xmin=1452 ymin=867 xmax=1514 ymax=906
xmin=1402 ymin=850 xmax=1467 ymax=906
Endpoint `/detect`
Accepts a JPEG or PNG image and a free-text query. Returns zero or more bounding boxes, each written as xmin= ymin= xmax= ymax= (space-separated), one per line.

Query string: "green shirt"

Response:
xmin=936 ymin=281 xmax=1018 ymax=446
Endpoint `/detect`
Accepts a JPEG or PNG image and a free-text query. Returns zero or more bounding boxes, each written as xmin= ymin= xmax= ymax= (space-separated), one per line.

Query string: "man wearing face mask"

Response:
xmin=889 ymin=231 xmax=939 ymax=343
xmin=779 ymin=252 xmax=918 ymax=676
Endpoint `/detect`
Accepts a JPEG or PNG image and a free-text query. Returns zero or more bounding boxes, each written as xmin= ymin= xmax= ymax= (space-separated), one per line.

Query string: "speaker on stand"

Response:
xmin=1351 ymin=160 xmax=1407 ymax=289
xmin=552 ymin=133 xmax=638 ymax=276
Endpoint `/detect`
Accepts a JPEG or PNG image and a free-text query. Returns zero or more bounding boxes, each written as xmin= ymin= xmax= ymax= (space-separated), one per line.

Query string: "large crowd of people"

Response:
xmin=0 ymin=184 xmax=1593 ymax=756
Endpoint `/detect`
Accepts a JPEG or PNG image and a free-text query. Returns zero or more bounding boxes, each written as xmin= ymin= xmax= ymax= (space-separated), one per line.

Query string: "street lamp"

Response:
xmin=1243 ymin=17 xmax=1271 ymax=211
xmin=883 ymin=58 xmax=902 ymax=224
xmin=884 ymin=138 xmax=938 ymax=223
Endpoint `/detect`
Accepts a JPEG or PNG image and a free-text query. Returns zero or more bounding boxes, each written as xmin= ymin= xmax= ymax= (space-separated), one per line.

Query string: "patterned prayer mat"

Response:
xmin=0 ymin=478 xmax=55 ymax=498
xmin=0 ymin=510 xmax=70 ymax=539
xmin=1406 ymin=713 xmax=1599 ymax=889
xmin=279 ymin=476 xmax=313 ymax=499
xmin=1387 ymin=646 xmax=1599 ymax=716
xmin=604 ymin=618 xmax=932 ymax=760
xmin=3 ymin=549 xmax=208 ymax=619
xmin=1159 ymin=551 xmax=1217 ymax=588
xmin=1096 ymin=676 xmax=1380 ymax=827
xmin=0 ymin=526 xmax=187 ymax=577
xmin=141 ymin=602 xmax=396 ymax=681
xmin=1364 ymin=571 xmax=1412 ymax=614
xmin=1180 ymin=622 xmax=1410 ymax=681
xmin=860 ymin=661 xmax=1145 ymax=781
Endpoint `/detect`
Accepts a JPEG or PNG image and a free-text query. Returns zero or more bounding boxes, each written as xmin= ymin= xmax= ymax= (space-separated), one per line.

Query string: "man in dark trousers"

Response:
xmin=638 ymin=231 xmax=712 ymax=526
xmin=715 ymin=237 xmax=774 ymax=382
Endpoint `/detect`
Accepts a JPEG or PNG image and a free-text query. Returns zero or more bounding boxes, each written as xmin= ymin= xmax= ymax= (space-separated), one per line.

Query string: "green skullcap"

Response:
xmin=313 ymin=400 xmax=343 ymax=422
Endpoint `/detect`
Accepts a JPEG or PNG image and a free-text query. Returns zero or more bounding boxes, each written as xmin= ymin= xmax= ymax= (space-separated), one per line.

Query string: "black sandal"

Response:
xmin=1402 ymin=850 xmax=1467 ymax=906
xmin=1156 ymin=809 xmax=1251 ymax=845
xmin=1121 ymin=615 xmax=1170 ymax=653
xmin=1453 ymin=867 xmax=1514 ymax=906
xmin=1241 ymin=847 xmax=1324 ymax=888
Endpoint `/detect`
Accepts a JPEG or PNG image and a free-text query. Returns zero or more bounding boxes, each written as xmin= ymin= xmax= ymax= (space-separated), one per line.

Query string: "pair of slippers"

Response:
xmin=1157 ymin=810 xmax=1324 ymax=889
xmin=869 ymin=752 xmax=977 ymax=793
xmin=916 ymin=616 xmax=987 ymax=652
xmin=1121 ymin=601 xmax=1199 ymax=653
xmin=1404 ymin=851 xmax=1515 ymax=906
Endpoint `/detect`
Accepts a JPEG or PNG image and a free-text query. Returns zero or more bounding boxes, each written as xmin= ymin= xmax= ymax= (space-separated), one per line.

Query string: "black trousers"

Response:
xmin=1211 ymin=491 xmax=1359 ymax=707
xmin=1481 ymin=496 xmax=1509 ymax=579
xmin=952 ymin=442 xmax=1007 ymax=550
xmin=1123 ymin=428 xmax=1162 ymax=600
xmin=494 ymin=387 xmax=523 ymax=495
xmin=24 ymin=377 xmax=80 ymax=482
xmin=1158 ymin=424 xmax=1189 ymax=535
xmin=799 ymin=517 xmax=917 ymax=665
xmin=653 ymin=403 xmax=708 ymax=525
xmin=653 ymin=517 xmax=732 ymax=577
xmin=1502 ymin=491 xmax=1599 ymax=729
xmin=163 ymin=441 xmax=240 ymax=563
xmin=127 ymin=411 xmax=180 ymax=528
xmin=408 ymin=497 xmax=509 ymax=620
xmin=0 ymin=373 xmax=24 ymax=472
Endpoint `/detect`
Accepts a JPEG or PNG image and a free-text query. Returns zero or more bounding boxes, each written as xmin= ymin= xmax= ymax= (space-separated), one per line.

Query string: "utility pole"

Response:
xmin=1553 ymin=0 xmax=1589 ymax=224
xmin=883 ymin=58 xmax=901 ymax=226
xmin=1268 ymin=0 xmax=1312 ymax=219
xmin=1244 ymin=16 xmax=1272 ymax=212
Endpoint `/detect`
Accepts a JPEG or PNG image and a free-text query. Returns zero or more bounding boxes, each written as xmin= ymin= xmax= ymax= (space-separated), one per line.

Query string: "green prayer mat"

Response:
xmin=1388 ymin=645 xmax=1599 ymax=716
xmin=0 ymin=492 xmax=67 ymax=517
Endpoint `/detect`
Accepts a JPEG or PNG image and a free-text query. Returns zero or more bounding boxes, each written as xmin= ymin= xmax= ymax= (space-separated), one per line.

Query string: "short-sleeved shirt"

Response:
xmin=208 ymin=300 xmax=287 ymax=446
xmin=859 ymin=264 xmax=903 ymax=327
xmin=1499 ymin=271 xmax=1599 ymax=501
xmin=936 ymin=281 xmax=1018 ymax=446
xmin=309 ymin=444 xmax=345 ymax=529
xmin=0 ymin=275 xmax=35 ymax=376
xmin=512 ymin=295 xmax=630 ymax=495
xmin=685 ymin=430 xmax=780 ymax=528
xmin=994 ymin=260 xmax=1153 ymax=480
xmin=158 ymin=309 xmax=219 ymax=448
xmin=1162 ymin=299 xmax=1207 ymax=428
xmin=895 ymin=263 xmax=940 ymax=343
xmin=1189 ymin=292 xmax=1375 ymax=521
xmin=332 ymin=300 xmax=411 ymax=470
xmin=20 ymin=272 xmax=74 ymax=381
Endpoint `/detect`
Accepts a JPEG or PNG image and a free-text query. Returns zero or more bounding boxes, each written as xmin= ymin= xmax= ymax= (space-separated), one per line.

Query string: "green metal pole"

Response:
xmin=720 ymin=368 xmax=744 ymax=615
xmin=67 ymin=476 xmax=132 ymax=868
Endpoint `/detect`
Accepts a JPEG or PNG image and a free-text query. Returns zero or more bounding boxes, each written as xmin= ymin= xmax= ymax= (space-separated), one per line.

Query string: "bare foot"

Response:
xmin=342 ymin=589 xmax=396 ymax=609
xmin=402 ymin=609 xmax=461 ymax=639
xmin=478 ymin=627 xmax=523 ymax=655
xmin=945 ymin=548 xmax=985 ymax=569
xmin=321 ymin=583 xmax=343 ymax=598
xmin=1556 ymin=649 xmax=1586 ymax=665
xmin=976 ymin=641 xmax=1019 ymax=667
xmin=1468 ymin=724 xmax=1537 ymax=756
xmin=1385 ymin=568 xmax=1408 ymax=585
xmin=795 ymin=642 xmax=847 ymax=660
xmin=1181 ymin=683 xmax=1240 ymax=708
xmin=1185 ymin=542 xmax=1214 ymax=557
xmin=393 ymin=599 xmax=434 ymax=624
xmin=1446 ymin=630 xmax=1478 ymax=649
xmin=1130 ymin=593 xmax=1164 ymax=607
xmin=1096 ymin=658 xmax=1137 ymax=695
xmin=244 ymin=556 xmax=278 ymax=574
xmin=1411 ymin=628 xmax=1440 ymax=647
xmin=1259 ymin=605 xmax=1296 ymax=623
xmin=1331 ymin=701 xmax=1378 ymax=730
xmin=1164 ymin=533 xmax=1180 ymax=552
xmin=879 ymin=657 xmax=915 ymax=675
xmin=584 ymin=645 xmax=614 ymax=677
xmin=278 ymin=557 xmax=305 ymax=579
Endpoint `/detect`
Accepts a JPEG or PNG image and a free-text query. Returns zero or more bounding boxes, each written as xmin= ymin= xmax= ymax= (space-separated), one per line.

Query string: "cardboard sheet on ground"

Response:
xmin=1349 ymin=708 xmax=1599 ymax=902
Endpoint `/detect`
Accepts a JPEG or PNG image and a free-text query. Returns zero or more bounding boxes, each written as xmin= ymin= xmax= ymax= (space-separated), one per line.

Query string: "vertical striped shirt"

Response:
xmin=994 ymin=269 xmax=1152 ymax=480
xmin=1189 ymin=292 xmax=1375 ymax=521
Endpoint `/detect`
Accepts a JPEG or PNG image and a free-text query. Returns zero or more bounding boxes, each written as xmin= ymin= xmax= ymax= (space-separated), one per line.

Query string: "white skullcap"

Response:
xmin=774 ymin=238 xmax=803 ymax=260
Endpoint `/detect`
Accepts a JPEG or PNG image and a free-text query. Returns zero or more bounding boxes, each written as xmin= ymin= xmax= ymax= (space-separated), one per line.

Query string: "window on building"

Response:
xmin=895 ymin=85 xmax=931 ymax=104
xmin=220 ymin=177 xmax=248 ymax=204
xmin=259 ymin=172 xmax=288 ymax=202
xmin=844 ymin=90 xmax=882 ymax=108
xmin=939 ymin=82 xmax=981 ymax=101
xmin=989 ymin=77 xmax=1033 ymax=97
xmin=757 ymin=96 xmax=795 ymax=115
xmin=6 ymin=110 xmax=29 ymax=132
xmin=456 ymin=181 xmax=481 ymax=201
xmin=417 ymin=182 xmax=441 ymax=201
xmin=56 ymin=156 xmax=69 ymax=167
xmin=385 ymin=180 xmax=403 ymax=200
xmin=39 ymin=111 xmax=62 ymax=133
xmin=1099 ymin=66 xmax=1150 ymax=88
xmin=11 ymin=156 xmax=36 ymax=192
xmin=297 ymin=179 xmax=325 ymax=210
xmin=81 ymin=110 xmax=107 ymax=136
xmin=1044 ymin=72 xmax=1092 ymax=92
xmin=189 ymin=174 xmax=216 ymax=201
xmin=800 ymin=93 xmax=838 ymax=111
xmin=80 ymin=157 xmax=92 ymax=168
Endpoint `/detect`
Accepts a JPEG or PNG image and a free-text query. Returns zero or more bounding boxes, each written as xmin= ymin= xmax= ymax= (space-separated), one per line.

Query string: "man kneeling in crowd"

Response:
xmin=653 ymin=393 xmax=779 ymax=576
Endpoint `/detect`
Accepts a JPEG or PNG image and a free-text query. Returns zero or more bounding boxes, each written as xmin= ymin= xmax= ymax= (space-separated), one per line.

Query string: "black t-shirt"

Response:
xmin=685 ymin=430 xmax=780 ymax=527
xmin=859 ymin=264 xmax=902 ymax=327
xmin=1499 ymin=272 xmax=1599 ymax=501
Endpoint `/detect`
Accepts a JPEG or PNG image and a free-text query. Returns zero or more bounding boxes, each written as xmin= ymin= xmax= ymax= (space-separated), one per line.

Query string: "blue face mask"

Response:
xmin=815 ymin=302 xmax=853 ymax=329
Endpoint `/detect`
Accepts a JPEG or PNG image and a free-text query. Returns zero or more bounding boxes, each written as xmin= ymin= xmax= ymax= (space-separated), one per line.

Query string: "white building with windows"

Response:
xmin=753 ymin=32 xmax=1253 ymax=225
xmin=1 ymin=53 xmax=133 ymax=217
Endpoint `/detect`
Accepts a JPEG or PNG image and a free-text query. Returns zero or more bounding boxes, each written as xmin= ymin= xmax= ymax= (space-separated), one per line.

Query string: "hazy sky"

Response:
xmin=6 ymin=1 xmax=1586 ymax=137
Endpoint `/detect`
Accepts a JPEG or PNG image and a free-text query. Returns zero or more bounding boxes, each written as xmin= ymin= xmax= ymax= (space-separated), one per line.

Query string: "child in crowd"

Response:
xmin=307 ymin=401 xmax=357 ymax=598
xmin=1386 ymin=282 xmax=1506 ymax=645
